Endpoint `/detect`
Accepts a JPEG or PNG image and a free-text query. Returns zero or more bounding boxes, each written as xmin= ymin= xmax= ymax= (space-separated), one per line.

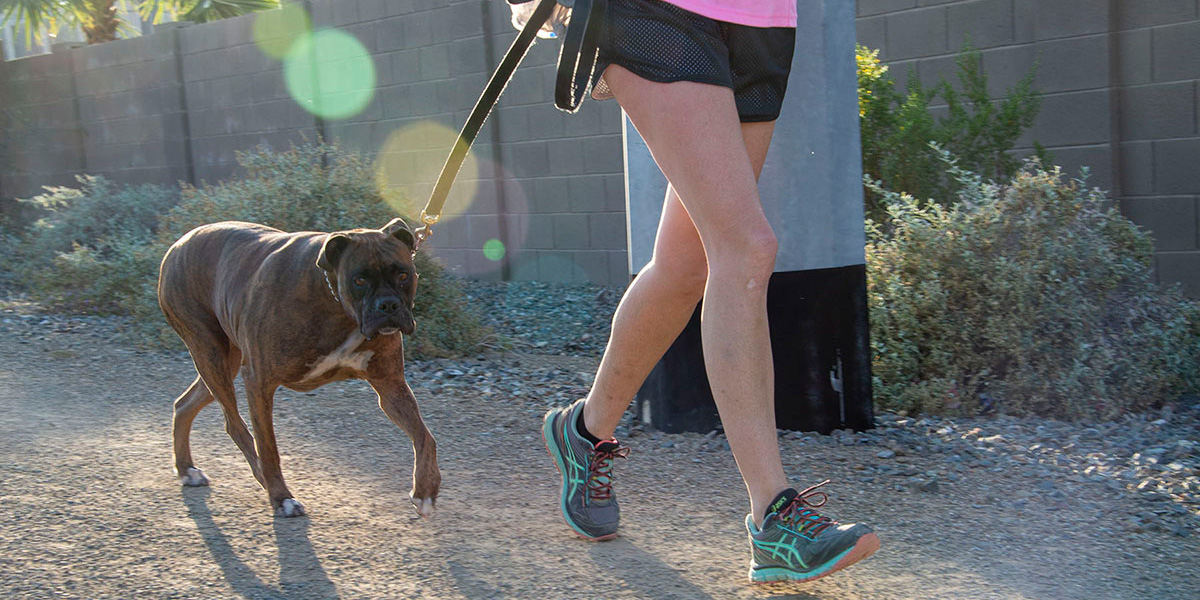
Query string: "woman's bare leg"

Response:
xmin=581 ymin=66 xmax=789 ymax=524
xmin=580 ymin=185 xmax=706 ymax=435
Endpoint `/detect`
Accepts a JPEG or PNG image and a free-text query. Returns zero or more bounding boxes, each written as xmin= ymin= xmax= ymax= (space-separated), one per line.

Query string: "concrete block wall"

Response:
xmin=178 ymin=14 xmax=318 ymax=183
xmin=0 ymin=46 xmax=86 ymax=200
xmin=856 ymin=0 xmax=1200 ymax=295
xmin=320 ymin=0 xmax=626 ymax=284
xmin=483 ymin=3 xmax=627 ymax=285
xmin=4 ymin=1 xmax=1197 ymax=290
xmin=0 ymin=0 xmax=626 ymax=284
xmin=72 ymin=29 xmax=189 ymax=188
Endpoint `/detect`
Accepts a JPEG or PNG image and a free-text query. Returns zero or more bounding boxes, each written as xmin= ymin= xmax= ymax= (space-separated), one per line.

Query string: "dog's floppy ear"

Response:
xmin=317 ymin=233 xmax=352 ymax=272
xmin=382 ymin=217 xmax=415 ymax=251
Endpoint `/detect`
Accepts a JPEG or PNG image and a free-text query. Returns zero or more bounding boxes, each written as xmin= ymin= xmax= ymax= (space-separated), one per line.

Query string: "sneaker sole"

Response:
xmin=749 ymin=532 xmax=880 ymax=584
xmin=542 ymin=409 xmax=617 ymax=542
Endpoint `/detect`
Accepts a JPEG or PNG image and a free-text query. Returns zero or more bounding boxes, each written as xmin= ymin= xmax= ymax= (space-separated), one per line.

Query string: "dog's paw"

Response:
xmin=178 ymin=467 xmax=210 ymax=487
xmin=275 ymin=498 xmax=306 ymax=518
xmin=410 ymin=494 xmax=435 ymax=519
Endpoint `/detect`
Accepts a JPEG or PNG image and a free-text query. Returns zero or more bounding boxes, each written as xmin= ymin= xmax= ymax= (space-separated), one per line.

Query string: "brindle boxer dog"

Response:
xmin=158 ymin=218 xmax=439 ymax=517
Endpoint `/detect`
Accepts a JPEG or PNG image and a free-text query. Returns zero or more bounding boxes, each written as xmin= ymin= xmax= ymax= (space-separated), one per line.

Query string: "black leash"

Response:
xmin=414 ymin=0 xmax=605 ymax=252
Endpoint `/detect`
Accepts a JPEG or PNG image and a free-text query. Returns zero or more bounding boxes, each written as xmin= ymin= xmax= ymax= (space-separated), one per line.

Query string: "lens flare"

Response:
xmin=252 ymin=4 xmax=311 ymax=59
xmin=375 ymin=122 xmax=480 ymax=220
xmin=483 ymin=239 xmax=506 ymax=261
xmin=284 ymin=29 xmax=376 ymax=120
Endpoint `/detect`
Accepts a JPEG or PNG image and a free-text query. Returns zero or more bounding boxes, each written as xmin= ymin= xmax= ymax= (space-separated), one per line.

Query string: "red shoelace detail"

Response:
xmin=587 ymin=442 xmax=630 ymax=501
xmin=779 ymin=479 xmax=837 ymax=537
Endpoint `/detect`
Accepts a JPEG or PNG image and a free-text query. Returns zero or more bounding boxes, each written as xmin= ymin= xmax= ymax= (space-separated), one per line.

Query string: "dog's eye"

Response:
xmin=398 ymin=273 xmax=409 ymax=282
xmin=353 ymin=276 xmax=368 ymax=287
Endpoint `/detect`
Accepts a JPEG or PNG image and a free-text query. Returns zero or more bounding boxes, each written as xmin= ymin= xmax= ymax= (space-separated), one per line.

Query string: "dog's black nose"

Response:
xmin=375 ymin=296 xmax=402 ymax=314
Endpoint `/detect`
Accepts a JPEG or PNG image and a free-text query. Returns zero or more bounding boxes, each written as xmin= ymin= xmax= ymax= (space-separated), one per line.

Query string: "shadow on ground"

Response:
xmin=182 ymin=487 xmax=339 ymax=599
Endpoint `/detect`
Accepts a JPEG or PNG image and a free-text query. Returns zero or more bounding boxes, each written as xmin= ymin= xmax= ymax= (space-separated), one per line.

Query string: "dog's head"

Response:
xmin=316 ymin=217 xmax=417 ymax=340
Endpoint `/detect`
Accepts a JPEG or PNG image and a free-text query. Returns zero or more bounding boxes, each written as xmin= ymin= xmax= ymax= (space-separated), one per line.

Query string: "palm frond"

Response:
xmin=138 ymin=0 xmax=276 ymax=24
xmin=182 ymin=0 xmax=276 ymax=23
xmin=0 ymin=0 xmax=69 ymax=45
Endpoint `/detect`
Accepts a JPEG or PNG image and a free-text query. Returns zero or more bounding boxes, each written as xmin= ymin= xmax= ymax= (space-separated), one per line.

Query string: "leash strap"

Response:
xmin=415 ymin=0 xmax=605 ymax=252
xmin=554 ymin=0 xmax=603 ymax=114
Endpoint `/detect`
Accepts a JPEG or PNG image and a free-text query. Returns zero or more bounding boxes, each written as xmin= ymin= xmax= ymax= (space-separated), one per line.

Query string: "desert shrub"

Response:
xmin=858 ymin=43 xmax=1046 ymax=222
xmin=867 ymin=152 xmax=1200 ymax=420
xmin=10 ymin=176 xmax=178 ymax=313
xmin=155 ymin=141 xmax=492 ymax=358
xmin=4 ymin=142 xmax=490 ymax=358
xmin=17 ymin=175 xmax=178 ymax=257
xmin=159 ymin=142 xmax=398 ymax=240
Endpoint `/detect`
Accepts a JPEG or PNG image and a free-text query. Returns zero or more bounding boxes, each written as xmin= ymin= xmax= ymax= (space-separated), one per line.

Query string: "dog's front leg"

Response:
xmin=370 ymin=376 xmax=440 ymax=518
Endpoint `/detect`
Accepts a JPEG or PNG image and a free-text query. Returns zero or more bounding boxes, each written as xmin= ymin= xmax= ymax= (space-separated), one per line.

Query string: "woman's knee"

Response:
xmin=711 ymin=226 xmax=777 ymax=280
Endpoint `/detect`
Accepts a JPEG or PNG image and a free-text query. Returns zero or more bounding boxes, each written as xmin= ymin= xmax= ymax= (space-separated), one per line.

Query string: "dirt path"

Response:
xmin=1 ymin=314 xmax=1198 ymax=599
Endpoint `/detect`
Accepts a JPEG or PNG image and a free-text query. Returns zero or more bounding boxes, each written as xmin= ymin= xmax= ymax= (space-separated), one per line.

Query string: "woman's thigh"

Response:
xmin=603 ymin=65 xmax=775 ymax=254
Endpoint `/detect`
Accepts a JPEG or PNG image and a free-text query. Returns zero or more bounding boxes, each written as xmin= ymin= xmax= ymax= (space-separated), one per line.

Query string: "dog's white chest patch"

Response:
xmin=301 ymin=332 xmax=373 ymax=382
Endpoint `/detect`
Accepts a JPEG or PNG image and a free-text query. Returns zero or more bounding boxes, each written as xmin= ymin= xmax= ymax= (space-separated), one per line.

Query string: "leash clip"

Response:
xmin=413 ymin=210 xmax=440 ymax=255
xmin=413 ymin=226 xmax=432 ymax=255
xmin=420 ymin=209 xmax=441 ymax=227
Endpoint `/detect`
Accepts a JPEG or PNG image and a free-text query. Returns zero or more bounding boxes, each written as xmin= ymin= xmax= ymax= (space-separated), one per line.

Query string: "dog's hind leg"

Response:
xmin=243 ymin=373 xmax=305 ymax=517
xmin=173 ymin=375 xmax=214 ymax=486
xmin=174 ymin=343 xmax=250 ymax=486
xmin=186 ymin=337 xmax=264 ymax=486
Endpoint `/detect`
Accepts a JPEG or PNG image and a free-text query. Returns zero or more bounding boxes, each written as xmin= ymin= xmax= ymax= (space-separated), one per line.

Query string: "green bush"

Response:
xmin=159 ymin=142 xmax=399 ymax=240
xmin=157 ymin=141 xmax=491 ymax=358
xmin=866 ymin=152 xmax=1200 ymax=420
xmin=11 ymin=176 xmax=178 ymax=313
xmin=858 ymin=43 xmax=1046 ymax=222
xmin=5 ymin=142 xmax=491 ymax=358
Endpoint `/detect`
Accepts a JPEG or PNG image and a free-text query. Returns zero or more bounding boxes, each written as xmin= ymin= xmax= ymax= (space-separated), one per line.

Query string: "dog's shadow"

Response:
xmin=182 ymin=487 xmax=339 ymax=599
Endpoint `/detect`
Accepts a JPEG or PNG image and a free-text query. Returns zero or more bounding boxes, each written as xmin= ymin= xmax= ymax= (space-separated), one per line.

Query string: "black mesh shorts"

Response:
xmin=590 ymin=0 xmax=797 ymax=122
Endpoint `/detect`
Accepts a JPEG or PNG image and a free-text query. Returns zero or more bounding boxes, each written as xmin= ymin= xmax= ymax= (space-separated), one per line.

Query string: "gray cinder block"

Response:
xmin=859 ymin=0 xmax=918 ymax=18
xmin=1119 ymin=82 xmax=1195 ymax=140
xmin=1122 ymin=196 xmax=1198 ymax=252
xmin=886 ymin=7 xmax=948 ymax=59
xmin=1034 ymin=0 xmax=1110 ymax=40
xmin=1152 ymin=21 xmax=1200 ymax=82
xmin=1155 ymin=138 xmax=1200 ymax=195
xmin=948 ymin=0 xmax=1015 ymax=50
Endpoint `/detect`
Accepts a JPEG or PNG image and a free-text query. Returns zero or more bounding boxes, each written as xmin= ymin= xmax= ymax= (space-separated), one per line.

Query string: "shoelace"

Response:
xmin=778 ymin=479 xmax=837 ymax=537
xmin=587 ymin=442 xmax=630 ymax=501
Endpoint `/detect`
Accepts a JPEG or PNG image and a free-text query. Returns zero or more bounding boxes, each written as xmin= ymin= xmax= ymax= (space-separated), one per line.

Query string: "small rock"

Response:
xmin=876 ymin=450 xmax=896 ymax=459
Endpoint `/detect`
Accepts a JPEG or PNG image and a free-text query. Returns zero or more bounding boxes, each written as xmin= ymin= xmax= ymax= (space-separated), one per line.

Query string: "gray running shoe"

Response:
xmin=746 ymin=481 xmax=879 ymax=583
xmin=542 ymin=399 xmax=628 ymax=540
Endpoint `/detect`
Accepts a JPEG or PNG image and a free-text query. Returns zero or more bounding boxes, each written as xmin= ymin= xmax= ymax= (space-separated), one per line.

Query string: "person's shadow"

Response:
xmin=586 ymin=539 xmax=822 ymax=600
xmin=182 ymin=487 xmax=339 ymax=599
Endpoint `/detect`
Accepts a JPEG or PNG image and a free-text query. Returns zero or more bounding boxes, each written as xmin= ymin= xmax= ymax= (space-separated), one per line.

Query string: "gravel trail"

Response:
xmin=1 ymin=285 xmax=1197 ymax=599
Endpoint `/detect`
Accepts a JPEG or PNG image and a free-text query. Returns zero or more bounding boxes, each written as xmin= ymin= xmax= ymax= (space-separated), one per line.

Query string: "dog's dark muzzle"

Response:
xmin=362 ymin=295 xmax=416 ymax=338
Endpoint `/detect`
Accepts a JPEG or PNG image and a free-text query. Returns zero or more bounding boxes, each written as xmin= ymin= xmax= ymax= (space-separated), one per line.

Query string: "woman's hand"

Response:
xmin=508 ymin=0 xmax=573 ymax=39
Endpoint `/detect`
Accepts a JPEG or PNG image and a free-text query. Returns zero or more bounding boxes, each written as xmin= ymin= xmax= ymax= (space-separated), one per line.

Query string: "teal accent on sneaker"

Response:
xmin=746 ymin=481 xmax=879 ymax=583
xmin=542 ymin=399 xmax=628 ymax=540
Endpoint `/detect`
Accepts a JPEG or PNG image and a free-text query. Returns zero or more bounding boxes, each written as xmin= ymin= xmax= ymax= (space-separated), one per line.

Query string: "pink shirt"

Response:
xmin=665 ymin=0 xmax=797 ymax=28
